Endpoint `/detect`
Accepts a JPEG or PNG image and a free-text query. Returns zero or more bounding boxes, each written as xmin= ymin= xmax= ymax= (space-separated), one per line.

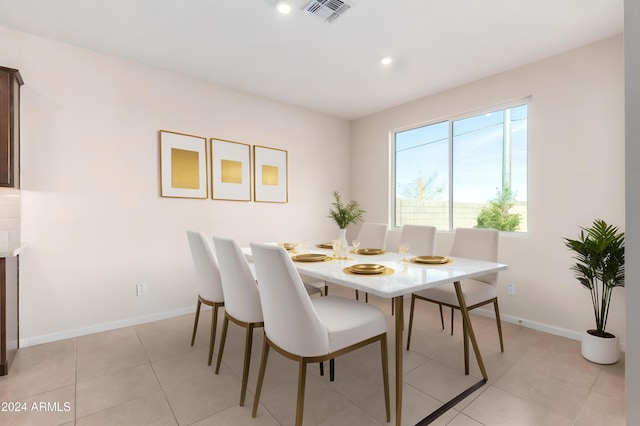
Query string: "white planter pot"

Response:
xmin=581 ymin=330 xmax=620 ymax=364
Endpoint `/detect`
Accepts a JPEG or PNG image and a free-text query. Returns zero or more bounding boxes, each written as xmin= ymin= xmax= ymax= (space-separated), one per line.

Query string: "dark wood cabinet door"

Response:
xmin=0 ymin=66 xmax=24 ymax=188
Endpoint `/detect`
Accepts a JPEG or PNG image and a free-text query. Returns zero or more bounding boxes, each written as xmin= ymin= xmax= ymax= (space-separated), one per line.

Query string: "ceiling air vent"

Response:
xmin=305 ymin=0 xmax=352 ymax=23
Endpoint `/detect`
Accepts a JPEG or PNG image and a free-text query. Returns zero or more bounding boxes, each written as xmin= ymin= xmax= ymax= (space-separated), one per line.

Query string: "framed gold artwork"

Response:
xmin=211 ymin=138 xmax=251 ymax=201
xmin=253 ymin=145 xmax=288 ymax=203
xmin=159 ymin=130 xmax=208 ymax=199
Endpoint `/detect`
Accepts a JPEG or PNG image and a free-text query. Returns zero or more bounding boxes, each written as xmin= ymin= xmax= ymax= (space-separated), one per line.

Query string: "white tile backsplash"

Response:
xmin=0 ymin=189 xmax=20 ymax=242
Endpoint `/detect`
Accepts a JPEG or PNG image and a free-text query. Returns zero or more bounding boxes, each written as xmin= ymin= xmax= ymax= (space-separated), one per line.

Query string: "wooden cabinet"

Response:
xmin=0 ymin=256 xmax=18 ymax=375
xmin=0 ymin=66 xmax=23 ymax=188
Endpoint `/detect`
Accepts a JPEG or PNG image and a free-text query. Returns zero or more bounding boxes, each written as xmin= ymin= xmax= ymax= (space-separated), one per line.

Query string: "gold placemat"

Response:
xmin=342 ymin=266 xmax=395 ymax=276
xmin=291 ymin=254 xmax=333 ymax=262
xmin=354 ymin=248 xmax=385 ymax=255
xmin=316 ymin=243 xmax=333 ymax=249
xmin=409 ymin=256 xmax=454 ymax=266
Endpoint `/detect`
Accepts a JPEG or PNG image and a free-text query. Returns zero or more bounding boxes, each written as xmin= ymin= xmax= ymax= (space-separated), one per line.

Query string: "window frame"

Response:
xmin=390 ymin=98 xmax=530 ymax=232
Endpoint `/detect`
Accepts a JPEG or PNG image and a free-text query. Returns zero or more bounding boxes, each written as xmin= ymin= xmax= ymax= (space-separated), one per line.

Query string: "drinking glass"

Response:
xmin=398 ymin=243 xmax=410 ymax=262
xmin=351 ymin=240 xmax=360 ymax=253
xmin=332 ymin=239 xmax=341 ymax=259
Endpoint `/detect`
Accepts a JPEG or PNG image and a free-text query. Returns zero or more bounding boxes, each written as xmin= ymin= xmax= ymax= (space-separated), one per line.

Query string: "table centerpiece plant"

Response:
xmin=563 ymin=218 xmax=625 ymax=364
xmin=328 ymin=191 xmax=365 ymax=257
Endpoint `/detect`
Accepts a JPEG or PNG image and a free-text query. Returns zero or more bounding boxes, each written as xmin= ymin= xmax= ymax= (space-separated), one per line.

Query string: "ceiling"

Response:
xmin=0 ymin=0 xmax=624 ymax=120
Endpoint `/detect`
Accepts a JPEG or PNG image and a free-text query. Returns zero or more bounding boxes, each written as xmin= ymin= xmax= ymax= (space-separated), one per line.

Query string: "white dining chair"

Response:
xmin=301 ymin=275 xmax=324 ymax=297
xmin=406 ymin=227 xmax=504 ymax=354
xmin=356 ymin=222 xmax=388 ymax=249
xmin=186 ymin=230 xmax=225 ymax=366
xmin=398 ymin=224 xmax=437 ymax=255
xmin=250 ymin=242 xmax=390 ymax=426
xmin=389 ymin=224 xmax=438 ymax=314
xmin=212 ymin=236 xmax=264 ymax=406
xmin=354 ymin=222 xmax=388 ymax=302
xmin=384 ymin=229 xmax=401 ymax=252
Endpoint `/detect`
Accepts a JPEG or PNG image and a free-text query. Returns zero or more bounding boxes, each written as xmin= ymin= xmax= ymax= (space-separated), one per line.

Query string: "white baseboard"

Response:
xmin=19 ymin=306 xmax=197 ymax=348
xmin=472 ymin=308 xmax=583 ymax=340
xmin=472 ymin=308 xmax=627 ymax=351
xmin=19 ymin=301 xmax=627 ymax=353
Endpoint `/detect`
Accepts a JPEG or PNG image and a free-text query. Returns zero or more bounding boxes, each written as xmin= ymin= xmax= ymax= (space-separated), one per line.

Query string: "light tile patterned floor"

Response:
xmin=0 ymin=285 xmax=626 ymax=425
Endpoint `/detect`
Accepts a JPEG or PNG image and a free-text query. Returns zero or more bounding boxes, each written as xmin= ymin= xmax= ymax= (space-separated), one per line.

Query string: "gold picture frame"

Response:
xmin=253 ymin=145 xmax=288 ymax=203
xmin=211 ymin=138 xmax=251 ymax=201
xmin=159 ymin=130 xmax=208 ymax=199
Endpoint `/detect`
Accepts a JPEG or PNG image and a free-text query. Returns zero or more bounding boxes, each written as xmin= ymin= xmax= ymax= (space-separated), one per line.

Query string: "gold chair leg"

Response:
xmin=494 ymin=299 xmax=504 ymax=352
xmin=450 ymin=307 xmax=454 ymax=336
xmin=240 ymin=323 xmax=255 ymax=407
xmin=380 ymin=335 xmax=391 ymax=423
xmin=406 ymin=294 xmax=416 ymax=350
xmin=215 ymin=316 xmax=229 ymax=374
xmin=208 ymin=303 xmax=220 ymax=366
xmin=252 ymin=339 xmax=270 ymax=418
xmin=190 ymin=299 xmax=202 ymax=346
xmin=296 ymin=360 xmax=308 ymax=426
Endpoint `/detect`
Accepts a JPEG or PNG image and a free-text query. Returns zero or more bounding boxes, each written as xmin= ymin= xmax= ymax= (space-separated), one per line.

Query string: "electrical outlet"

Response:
xmin=506 ymin=283 xmax=516 ymax=296
xmin=136 ymin=284 xmax=147 ymax=296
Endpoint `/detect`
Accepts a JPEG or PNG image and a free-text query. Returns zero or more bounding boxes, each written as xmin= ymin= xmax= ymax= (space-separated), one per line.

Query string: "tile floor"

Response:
xmin=0 ymin=284 xmax=626 ymax=426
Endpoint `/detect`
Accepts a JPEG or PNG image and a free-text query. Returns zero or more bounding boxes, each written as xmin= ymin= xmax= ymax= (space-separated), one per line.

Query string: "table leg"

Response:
xmin=394 ymin=296 xmax=404 ymax=426
xmin=453 ymin=280 xmax=488 ymax=380
xmin=414 ymin=282 xmax=488 ymax=425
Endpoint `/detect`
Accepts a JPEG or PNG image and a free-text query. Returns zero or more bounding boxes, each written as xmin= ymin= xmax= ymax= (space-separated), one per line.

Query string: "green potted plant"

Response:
xmin=475 ymin=186 xmax=522 ymax=231
xmin=563 ymin=219 xmax=625 ymax=364
xmin=328 ymin=191 xmax=365 ymax=254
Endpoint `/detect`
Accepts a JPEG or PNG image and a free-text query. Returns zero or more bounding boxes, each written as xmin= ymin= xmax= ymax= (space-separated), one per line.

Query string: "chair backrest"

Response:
xmin=250 ymin=242 xmax=329 ymax=356
xmin=399 ymin=225 xmax=437 ymax=255
xmin=449 ymin=228 xmax=499 ymax=285
xmin=186 ymin=230 xmax=225 ymax=303
xmin=385 ymin=229 xmax=401 ymax=252
xmin=356 ymin=222 xmax=388 ymax=249
xmin=213 ymin=237 xmax=263 ymax=324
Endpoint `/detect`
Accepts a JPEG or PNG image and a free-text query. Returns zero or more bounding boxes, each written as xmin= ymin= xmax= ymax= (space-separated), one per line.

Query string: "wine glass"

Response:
xmin=299 ymin=240 xmax=310 ymax=253
xmin=398 ymin=243 xmax=410 ymax=262
xmin=351 ymin=239 xmax=360 ymax=254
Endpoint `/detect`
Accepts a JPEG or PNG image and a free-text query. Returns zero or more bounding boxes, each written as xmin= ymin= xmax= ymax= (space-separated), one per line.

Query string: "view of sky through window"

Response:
xmin=394 ymin=104 xmax=528 ymax=231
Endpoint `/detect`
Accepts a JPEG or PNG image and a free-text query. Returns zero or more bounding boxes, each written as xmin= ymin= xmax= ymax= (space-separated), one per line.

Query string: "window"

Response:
xmin=393 ymin=103 xmax=528 ymax=232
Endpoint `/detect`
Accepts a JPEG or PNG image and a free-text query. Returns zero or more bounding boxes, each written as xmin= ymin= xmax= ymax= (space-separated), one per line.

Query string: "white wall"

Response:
xmin=625 ymin=0 xmax=640 ymax=422
xmin=351 ymin=36 xmax=626 ymax=343
xmin=0 ymin=24 xmax=628 ymax=353
xmin=0 ymin=25 xmax=351 ymax=345
xmin=0 ymin=189 xmax=20 ymax=247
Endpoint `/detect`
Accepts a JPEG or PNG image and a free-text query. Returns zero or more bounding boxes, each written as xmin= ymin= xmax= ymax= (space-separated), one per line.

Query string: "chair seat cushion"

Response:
xmin=413 ymin=279 xmax=496 ymax=307
xmin=301 ymin=273 xmax=323 ymax=296
xmin=303 ymin=283 xmax=323 ymax=296
xmin=312 ymin=296 xmax=387 ymax=353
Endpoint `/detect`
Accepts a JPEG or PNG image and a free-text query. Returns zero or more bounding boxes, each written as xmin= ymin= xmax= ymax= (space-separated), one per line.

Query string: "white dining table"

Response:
xmin=244 ymin=245 xmax=508 ymax=426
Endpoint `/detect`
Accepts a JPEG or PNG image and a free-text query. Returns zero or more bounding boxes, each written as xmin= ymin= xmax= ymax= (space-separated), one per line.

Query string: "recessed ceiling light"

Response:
xmin=277 ymin=1 xmax=292 ymax=14
xmin=381 ymin=57 xmax=393 ymax=65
